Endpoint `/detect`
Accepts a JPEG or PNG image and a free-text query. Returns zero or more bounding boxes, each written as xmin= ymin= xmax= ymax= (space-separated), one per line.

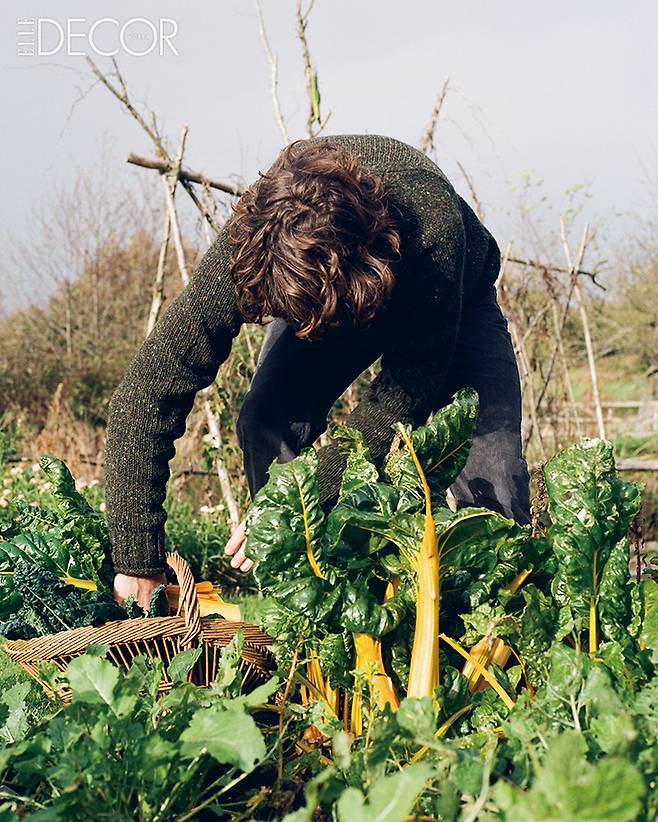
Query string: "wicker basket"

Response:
xmin=4 ymin=552 xmax=274 ymax=701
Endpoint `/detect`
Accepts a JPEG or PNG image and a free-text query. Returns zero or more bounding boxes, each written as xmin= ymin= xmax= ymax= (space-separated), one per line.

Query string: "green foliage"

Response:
xmin=0 ymin=394 xmax=656 ymax=820
xmin=0 ymin=561 xmax=126 ymax=640
xmin=0 ymin=647 xmax=276 ymax=820
xmin=0 ymin=456 xmax=112 ymax=605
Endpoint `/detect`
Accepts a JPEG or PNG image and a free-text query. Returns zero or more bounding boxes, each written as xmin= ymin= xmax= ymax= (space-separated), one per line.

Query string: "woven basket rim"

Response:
xmin=4 ymin=615 xmax=272 ymax=663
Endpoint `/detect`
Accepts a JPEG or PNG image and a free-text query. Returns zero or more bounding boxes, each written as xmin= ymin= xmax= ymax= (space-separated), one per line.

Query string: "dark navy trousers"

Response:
xmin=237 ymin=285 xmax=531 ymax=525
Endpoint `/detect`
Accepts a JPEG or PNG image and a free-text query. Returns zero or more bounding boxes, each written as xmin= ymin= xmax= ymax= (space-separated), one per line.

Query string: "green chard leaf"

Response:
xmin=384 ymin=388 xmax=479 ymax=507
xmin=544 ymin=438 xmax=642 ymax=646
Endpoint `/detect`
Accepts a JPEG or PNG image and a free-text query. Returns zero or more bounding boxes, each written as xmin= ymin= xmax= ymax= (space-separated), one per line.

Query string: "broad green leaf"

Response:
xmin=581 ymin=665 xmax=637 ymax=755
xmin=396 ymin=697 xmax=435 ymax=743
xmin=246 ymin=449 xmax=326 ymax=589
xmin=0 ymin=682 xmax=32 ymax=744
xmin=545 ymin=439 xmax=641 ymax=617
xmin=639 ymin=579 xmax=658 ymax=664
xmin=494 ymin=729 xmax=645 ymax=821
xmin=335 ymin=762 xmax=431 ymax=822
xmin=235 ymin=675 xmax=279 ymax=708
xmin=168 ymin=646 xmax=202 ymax=684
xmin=180 ymin=702 xmax=266 ymax=772
xmin=384 ymin=388 xmax=478 ymax=505
xmin=330 ymin=424 xmax=379 ymax=502
xmin=67 ymin=654 xmax=119 ymax=710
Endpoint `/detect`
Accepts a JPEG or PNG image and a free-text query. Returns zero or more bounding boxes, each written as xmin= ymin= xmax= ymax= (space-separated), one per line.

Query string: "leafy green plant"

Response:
xmin=0 ymin=639 xmax=279 ymax=821
xmin=0 ymin=390 xmax=656 ymax=820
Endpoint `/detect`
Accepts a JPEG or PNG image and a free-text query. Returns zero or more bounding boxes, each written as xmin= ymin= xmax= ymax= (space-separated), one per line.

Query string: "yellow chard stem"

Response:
xmin=440 ymin=633 xmax=515 ymax=710
xmin=506 ymin=568 xmax=530 ymax=595
xmin=294 ymin=475 xmax=325 ymax=580
xmin=589 ymin=550 xmax=598 ymax=656
xmin=353 ymin=633 xmax=400 ymax=712
xmin=400 ymin=429 xmax=440 ymax=700
xmin=410 ymin=703 xmax=474 ymax=763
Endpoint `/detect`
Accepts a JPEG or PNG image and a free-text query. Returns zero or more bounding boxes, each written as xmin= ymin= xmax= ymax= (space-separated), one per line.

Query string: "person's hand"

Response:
xmin=224 ymin=521 xmax=253 ymax=573
xmin=113 ymin=572 xmax=167 ymax=611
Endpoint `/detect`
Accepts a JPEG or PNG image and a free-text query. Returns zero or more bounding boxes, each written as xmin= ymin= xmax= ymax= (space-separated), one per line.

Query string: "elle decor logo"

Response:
xmin=16 ymin=17 xmax=180 ymax=57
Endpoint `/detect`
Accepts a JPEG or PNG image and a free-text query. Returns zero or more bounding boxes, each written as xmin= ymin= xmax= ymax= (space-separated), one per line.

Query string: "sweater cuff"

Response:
xmin=316 ymin=443 xmax=347 ymax=509
xmin=110 ymin=527 xmax=168 ymax=576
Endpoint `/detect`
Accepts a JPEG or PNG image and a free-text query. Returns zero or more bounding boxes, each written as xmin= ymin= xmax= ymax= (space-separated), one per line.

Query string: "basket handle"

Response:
xmin=166 ymin=552 xmax=201 ymax=646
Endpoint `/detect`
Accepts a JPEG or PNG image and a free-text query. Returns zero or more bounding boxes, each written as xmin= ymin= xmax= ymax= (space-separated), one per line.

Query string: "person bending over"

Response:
xmin=107 ymin=134 xmax=530 ymax=608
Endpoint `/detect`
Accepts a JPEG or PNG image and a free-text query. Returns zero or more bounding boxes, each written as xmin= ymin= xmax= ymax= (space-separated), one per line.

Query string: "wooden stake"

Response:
xmin=560 ymin=221 xmax=606 ymax=439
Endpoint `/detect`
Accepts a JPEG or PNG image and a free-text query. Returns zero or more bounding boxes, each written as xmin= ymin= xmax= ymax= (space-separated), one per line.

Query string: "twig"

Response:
xmin=163 ymin=153 xmax=241 ymax=525
xmin=498 ymin=242 xmax=547 ymax=461
xmin=126 ymin=152 xmax=244 ymax=196
xmin=88 ymin=57 xmax=242 ymax=526
xmin=145 ymin=212 xmax=171 ymax=338
xmin=508 ymin=256 xmax=604 ymax=289
xmin=531 ymin=236 xmax=587 ymax=429
xmin=85 ymin=57 xmax=165 ymax=156
xmin=419 ymin=77 xmax=450 ymax=155
xmin=202 ymin=392 xmax=242 ymax=530
xmin=456 ymin=160 xmax=485 ymax=222
xmin=254 ymin=0 xmax=290 ymax=144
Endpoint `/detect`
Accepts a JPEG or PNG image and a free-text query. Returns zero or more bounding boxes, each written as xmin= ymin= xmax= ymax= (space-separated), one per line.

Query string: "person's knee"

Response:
xmin=451 ymin=457 xmax=531 ymax=526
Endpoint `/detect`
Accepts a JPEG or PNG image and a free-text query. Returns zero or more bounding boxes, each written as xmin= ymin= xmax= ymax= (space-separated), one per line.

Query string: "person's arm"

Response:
xmin=105 ymin=229 xmax=242 ymax=578
xmin=315 ymin=171 xmax=468 ymax=504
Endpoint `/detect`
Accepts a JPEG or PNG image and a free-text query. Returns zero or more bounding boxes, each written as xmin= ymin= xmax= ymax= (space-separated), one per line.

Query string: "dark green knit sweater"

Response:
xmin=105 ymin=134 xmax=501 ymax=575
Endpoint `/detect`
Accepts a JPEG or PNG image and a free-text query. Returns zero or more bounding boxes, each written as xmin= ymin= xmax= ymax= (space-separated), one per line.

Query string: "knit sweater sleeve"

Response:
xmin=316 ymin=168 xmax=466 ymax=504
xmin=105 ymin=229 xmax=242 ymax=576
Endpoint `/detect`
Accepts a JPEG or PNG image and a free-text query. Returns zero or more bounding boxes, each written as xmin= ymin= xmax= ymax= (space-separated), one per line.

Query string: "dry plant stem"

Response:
xmin=202 ymin=393 xmax=241 ymax=529
xmin=497 ymin=243 xmax=547 ymax=461
xmin=456 ymin=160 xmax=485 ymax=222
xmin=419 ymin=77 xmax=450 ymax=155
xmin=552 ymin=297 xmax=583 ymax=438
xmin=296 ymin=0 xmax=315 ymax=138
xmin=515 ymin=325 xmax=546 ymax=461
xmin=277 ymin=640 xmax=302 ymax=788
xmin=126 ymin=152 xmax=243 ymax=196
xmin=180 ymin=178 xmax=223 ymax=234
xmin=560 ymin=221 xmax=606 ymax=439
xmin=145 ymin=214 xmax=171 ymax=338
xmin=88 ymin=58 xmax=232 ymax=234
xmin=86 ymin=57 xmax=165 ymax=155
xmin=162 ymin=176 xmax=190 ymax=286
xmin=145 ymin=125 xmax=188 ymax=337
xmin=158 ymin=146 xmax=239 ymax=525
xmin=531 ymin=234 xmax=586 ymax=432
xmin=508 ymin=256 xmax=600 ymax=283
xmin=254 ymin=0 xmax=290 ymax=144
xmin=89 ymin=56 xmax=242 ymax=524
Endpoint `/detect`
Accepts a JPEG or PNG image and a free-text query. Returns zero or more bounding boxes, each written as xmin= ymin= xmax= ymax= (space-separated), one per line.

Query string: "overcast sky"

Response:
xmin=1 ymin=0 xmax=656 ymax=308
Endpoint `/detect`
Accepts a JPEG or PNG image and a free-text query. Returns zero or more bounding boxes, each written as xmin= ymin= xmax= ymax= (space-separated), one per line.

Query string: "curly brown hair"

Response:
xmin=227 ymin=139 xmax=401 ymax=339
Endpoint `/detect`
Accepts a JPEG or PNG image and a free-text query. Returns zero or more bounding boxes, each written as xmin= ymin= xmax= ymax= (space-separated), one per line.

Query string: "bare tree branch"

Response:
xmin=254 ymin=0 xmax=290 ymax=144
xmin=126 ymin=153 xmax=244 ymax=196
